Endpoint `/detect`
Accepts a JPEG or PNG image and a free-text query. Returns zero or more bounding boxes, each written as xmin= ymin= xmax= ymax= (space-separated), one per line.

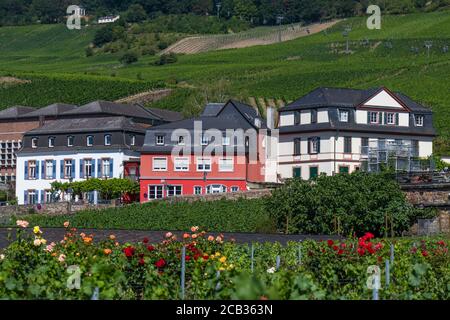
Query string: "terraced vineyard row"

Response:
xmin=161 ymin=20 xmax=339 ymax=55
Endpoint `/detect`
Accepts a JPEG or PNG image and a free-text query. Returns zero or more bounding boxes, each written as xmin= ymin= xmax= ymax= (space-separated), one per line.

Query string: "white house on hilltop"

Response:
xmin=98 ymin=15 xmax=120 ymax=24
xmin=276 ymin=87 xmax=436 ymax=180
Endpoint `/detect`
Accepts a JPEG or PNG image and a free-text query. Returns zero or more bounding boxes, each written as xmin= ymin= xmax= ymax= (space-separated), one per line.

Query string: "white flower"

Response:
xmin=33 ymin=239 xmax=42 ymax=246
xmin=0 ymin=254 xmax=5 ymax=260
xmin=267 ymin=267 xmax=276 ymax=274
xmin=58 ymin=254 xmax=66 ymax=263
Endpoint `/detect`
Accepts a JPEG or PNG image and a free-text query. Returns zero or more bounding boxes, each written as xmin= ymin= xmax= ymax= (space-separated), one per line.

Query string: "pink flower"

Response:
xmin=191 ymin=226 xmax=199 ymax=232
xmin=16 ymin=220 xmax=29 ymax=228
xmin=207 ymin=236 xmax=215 ymax=241
xmin=58 ymin=254 xmax=66 ymax=262
xmin=165 ymin=232 xmax=173 ymax=238
xmin=63 ymin=221 xmax=70 ymax=228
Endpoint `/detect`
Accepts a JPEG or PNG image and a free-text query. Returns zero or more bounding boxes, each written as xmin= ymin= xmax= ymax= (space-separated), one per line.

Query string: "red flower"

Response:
xmin=421 ymin=250 xmax=429 ymax=257
xmin=337 ymin=249 xmax=344 ymax=255
xmin=332 ymin=245 xmax=339 ymax=251
xmin=357 ymin=247 xmax=365 ymax=256
xmin=411 ymin=247 xmax=417 ymax=254
xmin=142 ymin=237 xmax=149 ymax=244
xmin=340 ymin=243 xmax=346 ymax=249
xmin=327 ymin=240 xmax=334 ymax=247
xmin=155 ymin=258 xmax=166 ymax=268
xmin=194 ymin=253 xmax=201 ymax=260
xmin=364 ymin=232 xmax=375 ymax=240
xmin=202 ymin=255 xmax=209 ymax=261
xmin=185 ymin=255 xmax=191 ymax=261
xmin=138 ymin=253 xmax=144 ymax=258
xmin=147 ymin=245 xmax=155 ymax=252
xmin=138 ymin=258 xmax=145 ymax=266
xmin=123 ymin=246 xmax=135 ymax=258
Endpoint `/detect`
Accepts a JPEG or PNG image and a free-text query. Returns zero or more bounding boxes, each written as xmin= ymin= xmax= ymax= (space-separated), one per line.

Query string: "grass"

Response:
xmin=4 ymin=198 xmax=273 ymax=233
xmin=0 ymin=12 xmax=449 ymax=153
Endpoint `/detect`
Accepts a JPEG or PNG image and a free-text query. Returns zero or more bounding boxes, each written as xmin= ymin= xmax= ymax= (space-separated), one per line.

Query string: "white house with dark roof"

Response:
xmin=277 ymin=87 xmax=436 ymax=180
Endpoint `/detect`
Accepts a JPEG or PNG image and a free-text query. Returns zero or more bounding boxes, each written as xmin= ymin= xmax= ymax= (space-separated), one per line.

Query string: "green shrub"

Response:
xmin=119 ymin=52 xmax=139 ymax=65
xmin=154 ymin=53 xmax=177 ymax=66
xmin=264 ymin=172 xmax=436 ymax=236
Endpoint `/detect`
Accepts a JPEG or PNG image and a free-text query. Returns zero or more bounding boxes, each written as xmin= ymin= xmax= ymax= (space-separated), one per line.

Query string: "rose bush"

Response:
xmin=0 ymin=222 xmax=448 ymax=300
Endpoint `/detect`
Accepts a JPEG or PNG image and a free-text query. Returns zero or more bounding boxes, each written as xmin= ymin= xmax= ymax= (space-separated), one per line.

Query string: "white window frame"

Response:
xmin=45 ymin=160 xmax=53 ymax=179
xmin=104 ymin=134 xmax=112 ymax=146
xmin=194 ymin=186 xmax=202 ymax=195
xmin=206 ymin=184 xmax=227 ymax=194
xmin=218 ymin=158 xmax=234 ymax=172
xmin=174 ymin=157 xmax=189 ymax=172
xmin=196 ymin=157 xmax=211 ymax=172
xmin=167 ymin=185 xmax=182 ymax=197
xmin=102 ymin=159 xmax=111 ymax=177
xmin=87 ymin=135 xmax=94 ymax=147
xmin=231 ymin=186 xmax=239 ymax=192
xmin=28 ymin=161 xmax=37 ymax=179
xmin=370 ymin=112 xmax=379 ymax=124
xmin=45 ymin=190 xmax=53 ymax=204
xmin=67 ymin=136 xmax=74 ymax=147
xmin=31 ymin=138 xmax=38 ymax=149
xmin=177 ymin=136 xmax=185 ymax=146
xmin=28 ymin=190 xmax=37 ymax=205
xmin=130 ymin=135 xmax=136 ymax=146
xmin=386 ymin=113 xmax=395 ymax=125
xmin=309 ymin=137 xmax=320 ymax=154
xmin=339 ymin=110 xmax=349 ymax=122
xmin=156 ymin=135 xmax=165 ymax=146
xmin=415 ymin=115 xmax=424 ymax=127
xmin=148 ymin=185 xmax=164 ymax=199
xmin=152 ymin=157 xmax=167 ymax=172
xmin=64 ymin=159 xmax=73 ymax=179
xmin=48 ymin=137 xmax=55 ymax=148
xmin=84 ymin=159 xmax=93 ymax=178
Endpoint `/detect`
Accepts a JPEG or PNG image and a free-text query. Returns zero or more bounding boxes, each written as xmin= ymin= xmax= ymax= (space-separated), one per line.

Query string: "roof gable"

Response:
xmin=358 ymin=88 xmax=410 ymax=111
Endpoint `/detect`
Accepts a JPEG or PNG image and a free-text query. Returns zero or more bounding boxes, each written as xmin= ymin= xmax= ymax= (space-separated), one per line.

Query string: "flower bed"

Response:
xmin=0 ymin=221 xmax=448 ymax=300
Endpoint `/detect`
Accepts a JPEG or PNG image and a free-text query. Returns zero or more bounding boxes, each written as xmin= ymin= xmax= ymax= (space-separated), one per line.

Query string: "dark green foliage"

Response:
xmin=154 ymin=53 xmax=177 ymax=66
xmin=264 ymin=172 xmax=436 ymax=236
xmin=93 ymin=25 xmax=114 ymax=47
xmin=119 ymin=51 xmax=139 ymax=65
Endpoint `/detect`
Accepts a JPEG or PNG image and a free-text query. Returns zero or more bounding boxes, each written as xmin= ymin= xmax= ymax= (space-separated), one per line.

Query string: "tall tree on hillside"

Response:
xmin=192 ymin=0 xmax=214 ymax=15
xmin=124 ymin=3 xmax=147 ymax=22
xmin=234 ymin=0 xmax=258 ymax=21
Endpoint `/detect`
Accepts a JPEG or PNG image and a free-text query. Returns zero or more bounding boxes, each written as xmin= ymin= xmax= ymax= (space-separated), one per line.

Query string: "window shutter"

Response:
xmin=71 ymin=160 xmax=76 ymax=179
xmin=307 ymin=138 xmax=311 ymax=154
xmin=294 ymin=111 xmax=300 ymax=125
xmin=93 ymin=159 xmax=97 ymax=178
xmin=34 ymin=192 xmax=38 ymax=204
xmin=24 ymin=190 xmax=28 ymax=205
xmin=98 ymin=160 xmax=102 ymax=178
xmin=60 ymin=160 xmax=64 ymax=179
xmin=395 ymin=113 xmax=399 ymax=125
xmin=378 ymin=112 xmax=382 ymax=124
xmin=367 ymin=112 xmax=371 ymax=124
xmin=80 ymin=160 xmax=84 ymax=178
xmin=109 ymin=158 xmax=114 ymax=178
xmin=52 ymin=160 xmax=56 ymax=179
xmin=40 ymin=190 xmax=44 ymax=204
xmin=24 ymin=161 xmax=28 ymax=180
xmin=41 ymin=161 xmax=45 ymax=179
xmin=36 ymin=161 xmax=40 ymax=179
xmin=317 ymin=138 xmax=321 ymax=153
xmin=383 ymin=113 xmax=387 ymax=125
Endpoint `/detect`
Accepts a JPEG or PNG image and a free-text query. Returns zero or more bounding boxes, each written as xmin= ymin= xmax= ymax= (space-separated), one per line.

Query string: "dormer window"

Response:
xmin=48 ymin=137 xmax=55 ymax=148
xmin=67 ymin=136 xmax=74 ymax=147
xmin=130 ymin=135 xmax=136 ymax=146
xmin=201 ymin=134 xmax=209 ymax=146
xmin=156 ymin=135 xmax=164 ymax=146
xmin=369 ymin=112 xmax=379 ymax=124
xmin=31 ymin=138 xmax=38 ymax=149
xmin=178 ymin=136 xmax=185 ymax=146
xmin=386 ymin=113 xmax=395 ymax=125
xmin=104 ymin=134 xmax=112 ymax=146
xmin=415 ymin=115 xmax=424 ymax=127
xmin=87 ymin=135 xmax=94 ymax=147
xmin=339 ymin=110 xmax=349 ymax=122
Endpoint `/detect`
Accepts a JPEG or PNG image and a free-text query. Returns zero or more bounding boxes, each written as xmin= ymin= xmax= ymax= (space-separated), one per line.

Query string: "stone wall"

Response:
xmin=401 ymin=183 xmax=450 ymax=205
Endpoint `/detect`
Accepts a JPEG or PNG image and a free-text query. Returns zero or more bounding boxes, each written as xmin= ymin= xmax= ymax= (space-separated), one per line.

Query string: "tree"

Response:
xmin=119 ymin=51 xmax=139 ymax=64
xmin=93 ymin=25 xmax=114 ymax=47
xmin=234 ymin=0 xmax=258 ymax=21
xmin=124 ymin=4 xmax=148 ymax=23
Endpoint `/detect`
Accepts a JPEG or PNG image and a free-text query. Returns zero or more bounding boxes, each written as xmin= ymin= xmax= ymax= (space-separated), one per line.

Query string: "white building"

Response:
xmin=276 ymin=87 xmax=436 ymax=180
xmin=15 ymin=117 xmax=146 ymax=205
xmin=98 ymin=15 xmax=120 ymax=24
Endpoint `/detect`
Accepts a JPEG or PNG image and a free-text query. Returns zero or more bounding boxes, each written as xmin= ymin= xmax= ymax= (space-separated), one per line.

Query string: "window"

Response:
xmin=87 ymin=135 xmax=94 ymax=146
xmin=369 ymin=112 xmax=379 ymax=124
xmin=361 ymin=137 xmax=369 ymax=155
xmin=156 ymin=135 xmax=164 ymax=145
xmin=104 ymin=134 xmax=112 ymax=146
xmin=294 ymin=138 xmax=301 ymax=156
xmin=167 ymin=185 xmax=182 ymax=197
xmin=177 ymin=136 xmax=185 ymax=146
xmin=415 ymin=115 xmax=424 ymax=127
xmin=45 ymin=160 xmax=54 ymax=179
xmin=31 ymin=138 xmax=38 ymax=148
xmin=28 ymin=161 xmax=37 ymax=179
xmin=293 ymin=167 xmax=301 ymax=178
xmin=194 ymin=186 xmax=202 ymax=195
xmin=308 ymin=137 xmax=320 ymax=154
xmin=294 ymin=111 xmax=301 ymax=125
xmin=344 ymin=137 xmax=352 ymax=154
xmin=339 ymin=110 xmax=349 ymax=122
xmin=219 ymin=158 xmax=234 ymax=172
xmin=67 ymin=136 xmax=74 ymax=147
xmin=130 ymin=135 xmax=136 ymax=146
xmin=64 ymin=160 xmax=73 ymax=179
xmin=48 ymin=137 xmax=55 ymax=148
xmin=206 ymin=185 xmax=227 ymax=194
xmin=174 ymin=157 xmax=189 ymax=171
xmin=412 ymin=140 xmax=419 ymax=157
xmin=311 ymin=109 xmax=317 ymax=123
xmin=222 ymin=135 xmax=230 ymax=146
xmin=386 ymin=113 xmax=395 ymax=125
xmin=28 ymin=190 xmax=37 ymax=205
xmin=197 ymin=158 xmax=211 ymax=172
xmin=84 ymin=159 xmax=93 ymax=178
xmin=201 ymin=134 xmax=209 ymax=146
xmin=101 ymin=159 xmax=111 ymax=177
xmin=339 ymin=166 xmax=350 ymax=174
xmin=309 ymin=166 xmax=319 ymax=179
xmin=152 ymin=158 xmax=167 ymax=171
xmin=45 ymin=190 xmax=53 ymax=204
xmin=231 ymin=186 xmax=239 ymax=192
xmin=148 ymin=185 xmax=163 ymax=199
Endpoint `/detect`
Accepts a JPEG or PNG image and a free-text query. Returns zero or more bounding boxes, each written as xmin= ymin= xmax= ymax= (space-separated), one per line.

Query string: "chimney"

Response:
xmin=39 ymin=115 xmax=45 ymax=127
xmin=266 ymin=107 xmax=275 ymax=130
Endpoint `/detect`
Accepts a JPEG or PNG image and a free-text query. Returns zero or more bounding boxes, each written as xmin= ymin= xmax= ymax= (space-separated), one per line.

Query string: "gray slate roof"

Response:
xmin=201 ymin=103 xmax=226 ymax=117
xmin=26 ymin=116 xmax=146 ymax=135
xmin=281 ymin=87 xmax=431 ymax=113
xmin=0 ymin=106 xmax=35 ymax=119
xmin=146 ymin=107 xmax=184 ymax=122
xmin=18 ymin=103 xmax=78 ymax=118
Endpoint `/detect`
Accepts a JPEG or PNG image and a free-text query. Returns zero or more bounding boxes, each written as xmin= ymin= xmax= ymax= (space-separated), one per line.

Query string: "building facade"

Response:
xmin=15 ymin=117 xmax=148 ymax=205
xmin=277 ymin=87 xmax=436 ymax=180
xmin=140 ymin=100 xmax=278 ymax=202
